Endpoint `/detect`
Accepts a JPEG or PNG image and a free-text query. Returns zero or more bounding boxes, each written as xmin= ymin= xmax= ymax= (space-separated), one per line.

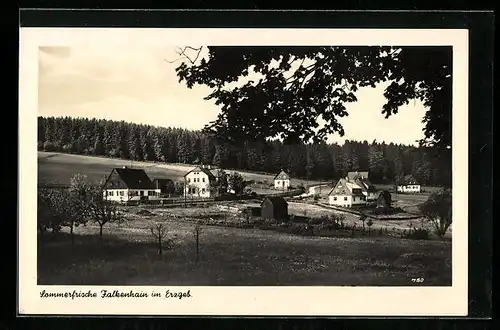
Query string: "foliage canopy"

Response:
xmin=175 ymin=46 xmax=452 ymax=149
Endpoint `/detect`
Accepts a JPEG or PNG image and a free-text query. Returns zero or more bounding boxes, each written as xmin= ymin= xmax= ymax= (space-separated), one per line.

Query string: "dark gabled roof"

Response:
xmin=110 ymin=168 xmax=155 ymax=189
xmin=378 ymin=190 xmax=392 ymax=203
xmin=184 ymin=166 xmax=216 ymax=180
xmin=273 ymin=170 xmax=290 ymax=180
xmin=353 ymin=177 xmax=377 ymax=193
xmin=261 ymin=196 xmax=288 ymax=208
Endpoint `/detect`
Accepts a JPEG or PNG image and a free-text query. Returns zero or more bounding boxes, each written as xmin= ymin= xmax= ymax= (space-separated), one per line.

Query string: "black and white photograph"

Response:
xmin=19 ymin=27 xmax=469 ymax=316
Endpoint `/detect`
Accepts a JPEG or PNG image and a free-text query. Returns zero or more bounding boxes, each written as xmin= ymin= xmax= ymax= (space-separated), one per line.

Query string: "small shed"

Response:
xmin=261 ymin=196 xmax=288 ymax=221
xmin=376 ymin=190 xmax=392 ymax=208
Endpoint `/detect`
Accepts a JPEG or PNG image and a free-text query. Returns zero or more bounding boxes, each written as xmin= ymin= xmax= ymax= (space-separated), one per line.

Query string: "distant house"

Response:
xmin=261 ymin=196 xmax=288 ymax=221
xmin=274 ymin=170 xmax=290 ymax=190
xmin=153 ymin=178 xmax=175 ymax=195
xmin=327 ymin=178 xmax=366 ymax=207
xmin=308 ymin=184 xmax=329 ymax=196
xmin=376 ymin=190 xmax=392 ymax=208
xmin=397 ymin=182 xmax=421 ymax=193
xmin=347 ymin=171 xmax=378 ymax=202
xmin=103 ymin=166 xmax=160 ymax=203
xmin=184 ymin=166 xmax=216 ymax=198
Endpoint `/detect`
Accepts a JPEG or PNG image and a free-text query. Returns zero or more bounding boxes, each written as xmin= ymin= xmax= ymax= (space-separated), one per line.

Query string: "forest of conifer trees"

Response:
xmin=37 ymin=116 xmax=451 ymax=187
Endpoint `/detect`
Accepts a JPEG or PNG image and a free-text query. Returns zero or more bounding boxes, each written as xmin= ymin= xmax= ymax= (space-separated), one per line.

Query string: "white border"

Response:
xmin=19 ymin=28 xmax=469 ymax=316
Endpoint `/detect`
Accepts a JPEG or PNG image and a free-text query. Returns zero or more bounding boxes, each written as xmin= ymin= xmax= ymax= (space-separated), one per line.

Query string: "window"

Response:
xmin=187 ymin=178 xmax=191 ymax=183
xmin=119 ymin=191 xmax=124 ymax=196
xmin=333 ymin=197 xmax=337 ymax=201
xmin=140 ymin=191 xmax=144 ymax=196
xmin=202 ymin=188 xmax=206 ymax=193
xmin=148 ymin=191 xmax=155 ymax=196
xmin=344 ymin=197 xmax=348 ymax=201
xmin=202 ymin=178 xmax=205 ymax=182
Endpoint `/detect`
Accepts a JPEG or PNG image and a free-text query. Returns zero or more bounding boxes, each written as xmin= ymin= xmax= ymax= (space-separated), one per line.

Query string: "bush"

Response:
xmin=372 ymin=206 xmax=404 ymax=215
xmin=406 ymin=227 xmax=430 ymax=240
xmin=62 ymin=143 xmax=74 ymax=153
xmin=43 ymin=141 xmax=58 ymax=152
xmin=291 ymin=223 xmax=314 ymax=236
xmin=290 ymin=215 xmax=308 ymax=223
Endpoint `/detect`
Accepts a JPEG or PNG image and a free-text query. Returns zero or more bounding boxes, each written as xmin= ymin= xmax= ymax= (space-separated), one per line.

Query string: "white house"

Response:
xmin=328 ymin=178 xmax=366 ymax=207
xmin=347 ymin=171 xmax=378 ymax=202
xmin=103 ymin=166 xmax=161 ymax=203
xmin=308 ymin=184 xmax=329 ymax=196
xmin=397 ymin=183 xmax=421 ymax=193
xmin=274 ymin=170 xmax=290 ymax=190
xmin=184 ymin=166 xmax=217 ymax=198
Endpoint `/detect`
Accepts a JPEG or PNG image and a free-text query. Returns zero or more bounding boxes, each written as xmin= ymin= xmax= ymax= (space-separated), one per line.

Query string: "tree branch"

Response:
xmin=165 ymin=46 xmax=204 ymax=65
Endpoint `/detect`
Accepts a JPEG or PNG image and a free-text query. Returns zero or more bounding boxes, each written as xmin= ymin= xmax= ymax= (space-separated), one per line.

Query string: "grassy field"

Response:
xmin=38 ymin=214 xmax=452 ymax=286
xmin=38 ymin=152 xmax=323 ymax=189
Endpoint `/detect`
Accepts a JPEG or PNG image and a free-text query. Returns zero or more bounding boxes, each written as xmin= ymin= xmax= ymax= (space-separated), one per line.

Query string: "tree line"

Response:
xmin=38 ymin=116 xmax=451 ymax=187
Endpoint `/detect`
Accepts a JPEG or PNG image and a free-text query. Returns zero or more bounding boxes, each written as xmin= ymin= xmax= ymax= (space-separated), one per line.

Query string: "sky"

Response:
xmin=38 ymin=46 xmax=427 ymax=146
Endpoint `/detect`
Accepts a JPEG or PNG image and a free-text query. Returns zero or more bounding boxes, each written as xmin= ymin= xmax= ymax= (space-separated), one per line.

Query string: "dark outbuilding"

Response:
xmin=261 ymin=196 xmax=288 ymax=221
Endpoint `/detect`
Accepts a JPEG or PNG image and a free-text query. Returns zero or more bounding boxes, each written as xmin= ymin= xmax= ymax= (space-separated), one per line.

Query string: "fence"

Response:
xmin=316 ymin=202 xmax=423 ymax=221
xmin=261 ymin=189 xmax=304 ymax=198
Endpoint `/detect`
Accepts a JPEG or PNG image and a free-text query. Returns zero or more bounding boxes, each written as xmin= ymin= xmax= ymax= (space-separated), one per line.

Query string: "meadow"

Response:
xmin=37 ymin=152 xmax=324 ymax=188
xmin=38 ymin=215 xmax=452 ymax=286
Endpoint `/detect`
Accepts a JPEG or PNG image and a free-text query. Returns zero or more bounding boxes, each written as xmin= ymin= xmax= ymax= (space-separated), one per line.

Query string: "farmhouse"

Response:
xmin=327 ymin=178 xmax=366 ymax=207
xmin=397 ymin=182 xmax=421 ymax=193
xmin=103 ymin=166 xmax=160 ymax=203
xmin=184 ymin=166 xmax=216 ymax=198
xmin=347 ymin=171 xmax=378 ymax=202
xmin=261 ymin=196 xmax=288 ymax=221
xmin=274 ymin=170 xmax=290 ymax=190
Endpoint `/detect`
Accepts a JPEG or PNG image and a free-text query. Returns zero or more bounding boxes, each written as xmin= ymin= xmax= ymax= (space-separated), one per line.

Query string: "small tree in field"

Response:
xmin=366 ymin=218 xmax=373 ymax=236
xmin=359 ymin=214 xmax=367 ymax=232
xmin=419 ymin=189 xmax=452 ymax=238
xmin=193 ymin=222 xmax=203 ymax=263
xmin=89 ymin=180 xmax=125 ymax=242
xmin=150 ymin=223 xmax=169 ymax=257
xmin=37 ymin=188 xmax=64 ymax=250
xmin=66 ymin=174 xmax=93 ymax=245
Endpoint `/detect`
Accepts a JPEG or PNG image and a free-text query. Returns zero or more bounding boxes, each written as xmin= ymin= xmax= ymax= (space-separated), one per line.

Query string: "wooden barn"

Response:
xmin=261 ymin=196 xmax=288 ymax=221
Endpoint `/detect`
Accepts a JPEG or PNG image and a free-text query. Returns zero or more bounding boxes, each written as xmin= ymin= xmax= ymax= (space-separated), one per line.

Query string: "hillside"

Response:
xmin=37 ymin=152 xmax=323 ymax=187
